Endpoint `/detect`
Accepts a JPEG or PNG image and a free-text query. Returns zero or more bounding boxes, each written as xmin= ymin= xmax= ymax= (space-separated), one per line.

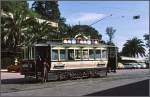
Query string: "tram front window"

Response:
xmin=60 ymin=50 xmax=66 ymax=61
xmin=52 ymin=50 xmax=58 ymax=61
xmin=68 ymin=49 xmax=74 ymax=60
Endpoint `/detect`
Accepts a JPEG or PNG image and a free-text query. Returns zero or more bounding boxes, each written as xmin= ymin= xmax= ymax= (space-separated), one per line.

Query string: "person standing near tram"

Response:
xmin=42 ymin=58 xmax=49 ymax=82
xmin=36 ymin=56 xmax=49 ymax=82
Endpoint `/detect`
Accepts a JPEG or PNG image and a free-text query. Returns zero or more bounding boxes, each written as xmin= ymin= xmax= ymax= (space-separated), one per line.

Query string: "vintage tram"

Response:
xmin=20 ymin=35 xmax=117 ymax=81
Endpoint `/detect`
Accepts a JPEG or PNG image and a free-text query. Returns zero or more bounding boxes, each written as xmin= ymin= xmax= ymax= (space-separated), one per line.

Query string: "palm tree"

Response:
xmin=143 ymin=34 xmax=149 ymax=47
xmin=106 ymin=27 xmax=116 ymax=45
xmin=24 ymin=20 xmax=57 ymax=45
xmin=1 ymin=1 xmax=41 ymax=49
xmin=121 ymin=37 xmax=145 ymax=57
xmin=1 ymin=10 xmax=28 ymax=50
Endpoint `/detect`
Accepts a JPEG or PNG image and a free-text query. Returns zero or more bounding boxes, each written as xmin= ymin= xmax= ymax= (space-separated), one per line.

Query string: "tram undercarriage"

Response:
xmin=35 ymin=68 xmax=107 ymax=81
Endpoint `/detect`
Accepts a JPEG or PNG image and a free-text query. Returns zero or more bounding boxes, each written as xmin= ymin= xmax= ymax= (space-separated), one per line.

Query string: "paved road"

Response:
xmin=1 ymin=69 xmax=149 ymax=96
xmin=86 ymin=79 xmax=149 ymax=96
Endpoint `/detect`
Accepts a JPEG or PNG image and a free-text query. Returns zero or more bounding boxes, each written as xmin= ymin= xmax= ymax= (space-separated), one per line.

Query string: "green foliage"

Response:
xmin=121 ymin=37 xmax=145 ymax=57
xmin=24 ymin=20 xmax=57 ymax=45
xmin=1 ymin=1 xmax=103 ymax=50
xmin=64 ymin=25 xmax=102 ymax=40
xmin=1 ymin=10 xmax=27 ymax=49
xmin=31 ymin=1 xmax=65 ymax=40
xmin=32 ymin=1 xmax=60 ymax=22
xmin=1 ymin=1 xmax=13 ymax=12
xmin=1 ymin=1 xmax=42 ymax=49
xmin=1 ymin=1 xmax=28 ymax=13
xmin=143 ymin=34 xmax=149 ymax=47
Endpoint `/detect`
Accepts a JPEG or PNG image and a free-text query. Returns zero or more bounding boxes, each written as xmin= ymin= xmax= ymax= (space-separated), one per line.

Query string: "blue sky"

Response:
xmin=28 ymin=1 xmax=149 ymax=54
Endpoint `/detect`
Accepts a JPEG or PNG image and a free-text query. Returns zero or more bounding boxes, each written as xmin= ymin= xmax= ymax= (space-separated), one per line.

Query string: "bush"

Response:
xmin=7 ymin=65 xmax=21 ymax=72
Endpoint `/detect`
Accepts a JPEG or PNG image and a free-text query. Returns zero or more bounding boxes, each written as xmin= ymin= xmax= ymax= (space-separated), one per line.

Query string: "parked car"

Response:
xmin=131 ymin=63 xmax=141 ymax=69
xmin=123 ymin=63 xmax=135 ymax=69
xmin=123 ymin=63 xmax=140 ymax=69
xmin=117 ymin=62 xmax=124 ymax=69
xmin=138 ymin=62 xmax=147 ymax=69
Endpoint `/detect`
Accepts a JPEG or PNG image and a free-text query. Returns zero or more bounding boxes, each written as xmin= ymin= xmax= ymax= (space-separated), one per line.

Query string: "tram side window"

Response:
xmin=89 ymin=50 xmax=95 ymax=60
xmin=75 ymin=49 xmax=81 ymax=60
xmin=82 ymin=50 xmax=88 ymax=60
xmin=23 ymin=47 xmax=34 ymax=59
xmin=52 ymin=50 xmax=58 ymax=61
xmin=23 ymin=47 xmax=28 ymax=59
xmin=95 ymin=50 xmax=101 ymax=60
xmin=31 ymin=47 xmax=35 ymax=59
xmin=102 ymin=50 xmax=107 ymax=59
xmin=68 ymin=49 xmax=74 ymax=60
xmin=60 ymin=50 xmax=66 ymax=61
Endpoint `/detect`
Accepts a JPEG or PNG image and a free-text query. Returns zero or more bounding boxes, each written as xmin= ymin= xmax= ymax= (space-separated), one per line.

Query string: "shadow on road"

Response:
xmin=85 ymin=79 xmax=149 ymax=96
xmin=1 ymin=78 xmax=39 ymax=84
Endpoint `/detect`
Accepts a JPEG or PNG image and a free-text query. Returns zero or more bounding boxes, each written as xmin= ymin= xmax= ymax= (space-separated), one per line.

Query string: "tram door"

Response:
xmin=107 ymin=47 xmax=118 ymax=72
xmin=35 ymin=46 xmax=50 ymax=60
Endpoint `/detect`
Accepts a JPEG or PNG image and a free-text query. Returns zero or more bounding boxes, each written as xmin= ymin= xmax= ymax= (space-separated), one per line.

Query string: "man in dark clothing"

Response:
xmin=36 ymin=56 xmax=50 ymax=82
xmin=36 ymin=56 xmax=44 ymax=72
xmin=36 ymin=56 xmax=44 ymax=81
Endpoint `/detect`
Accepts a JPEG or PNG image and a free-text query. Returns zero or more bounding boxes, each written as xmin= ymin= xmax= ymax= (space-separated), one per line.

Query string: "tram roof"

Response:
xmin=32 ymin=41 xmax=116 ymax=48
xmin=27 ymin=39 xmax=116 ymax=48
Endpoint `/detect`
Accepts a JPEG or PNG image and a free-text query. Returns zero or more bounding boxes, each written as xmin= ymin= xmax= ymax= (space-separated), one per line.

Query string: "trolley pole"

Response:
xmin=89 ymin=14 xmax=112 ymax=26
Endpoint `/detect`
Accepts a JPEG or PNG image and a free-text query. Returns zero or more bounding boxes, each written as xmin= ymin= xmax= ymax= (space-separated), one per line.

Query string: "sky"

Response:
xmin=28 ymin=1 xmax=149 ymax=54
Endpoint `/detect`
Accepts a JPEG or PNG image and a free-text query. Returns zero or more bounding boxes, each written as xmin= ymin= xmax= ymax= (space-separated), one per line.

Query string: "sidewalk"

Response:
xmin=0 ymin=69 xmax=8 ymax=72
xmin=1 ymin=72 xmax=24 ymax=80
